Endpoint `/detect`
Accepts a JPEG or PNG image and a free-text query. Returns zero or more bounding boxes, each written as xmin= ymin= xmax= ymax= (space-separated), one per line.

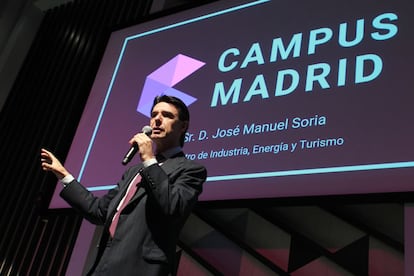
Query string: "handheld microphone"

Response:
xmin=122 ymin=125 xmax=152 ymax=165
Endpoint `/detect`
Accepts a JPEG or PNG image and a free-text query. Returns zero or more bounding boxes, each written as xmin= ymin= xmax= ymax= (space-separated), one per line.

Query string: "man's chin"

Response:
xmin=151 ymin=135 xmax=164 ymax=141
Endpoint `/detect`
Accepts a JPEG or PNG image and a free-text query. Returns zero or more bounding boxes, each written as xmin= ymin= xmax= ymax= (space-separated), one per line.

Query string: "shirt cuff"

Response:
xmin=60 ymin=174 xmax=75 ymax=187
xmin=143 ymin=158 xmax=157 ymax=167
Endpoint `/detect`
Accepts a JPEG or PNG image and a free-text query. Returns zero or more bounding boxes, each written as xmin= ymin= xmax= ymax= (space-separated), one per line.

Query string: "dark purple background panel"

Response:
xmin=50 ymin=0 xmax=414 ymax=208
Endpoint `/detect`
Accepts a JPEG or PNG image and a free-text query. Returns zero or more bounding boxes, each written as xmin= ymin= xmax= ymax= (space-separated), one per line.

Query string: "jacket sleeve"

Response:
xmin=139 ymin=159 xmax=207 ymax=217
xmin=59 ymin=168 xmax=136 ymax=224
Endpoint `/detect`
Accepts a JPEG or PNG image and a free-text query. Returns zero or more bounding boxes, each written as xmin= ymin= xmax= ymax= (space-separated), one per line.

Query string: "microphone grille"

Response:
xmin=142 ymin=125 xmax=152 ymax=135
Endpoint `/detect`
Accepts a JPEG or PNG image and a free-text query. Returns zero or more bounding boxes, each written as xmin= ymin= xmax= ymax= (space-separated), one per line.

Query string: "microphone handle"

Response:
xmin=121 ymin=126 xmax=152 ymax=165
xmin=122 ymin=143 xmax=138 ymax=165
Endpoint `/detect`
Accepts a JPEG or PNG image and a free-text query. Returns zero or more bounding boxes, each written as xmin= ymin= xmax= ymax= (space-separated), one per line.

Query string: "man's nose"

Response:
xmin=154 ymin=116 xmax=162 ymax=124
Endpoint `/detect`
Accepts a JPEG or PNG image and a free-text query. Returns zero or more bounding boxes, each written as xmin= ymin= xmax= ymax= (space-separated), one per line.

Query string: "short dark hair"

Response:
xmin=151 ymin=95 xmax=189 ymax=147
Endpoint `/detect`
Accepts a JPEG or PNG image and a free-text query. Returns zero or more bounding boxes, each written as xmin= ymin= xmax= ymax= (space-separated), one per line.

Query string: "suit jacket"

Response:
xmin=60 ymin=152 xmax=207 ymax=276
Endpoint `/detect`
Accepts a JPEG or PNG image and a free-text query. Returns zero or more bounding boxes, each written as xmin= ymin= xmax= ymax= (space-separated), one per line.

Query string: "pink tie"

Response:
xmin=109 ymin=173 xmax=141 ymax=237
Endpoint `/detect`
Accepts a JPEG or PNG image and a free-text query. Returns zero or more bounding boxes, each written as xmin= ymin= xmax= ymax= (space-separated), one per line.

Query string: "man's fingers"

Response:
xmin=41 ymin=158 xmax=52 ymax=164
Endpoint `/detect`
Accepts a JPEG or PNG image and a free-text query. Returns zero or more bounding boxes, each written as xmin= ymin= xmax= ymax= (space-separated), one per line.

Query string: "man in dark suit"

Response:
xmin=41 ymin=95 xmax=207 ymax=275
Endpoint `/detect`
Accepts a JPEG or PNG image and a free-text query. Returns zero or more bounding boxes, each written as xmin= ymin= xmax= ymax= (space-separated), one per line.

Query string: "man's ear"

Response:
xmin=181 ymin=121 xmax=189 ymax=133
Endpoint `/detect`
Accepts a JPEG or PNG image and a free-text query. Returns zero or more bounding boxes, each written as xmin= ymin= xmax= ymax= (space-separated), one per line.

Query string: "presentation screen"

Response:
xmin=50 ymin=0 xmax=414 ymax=208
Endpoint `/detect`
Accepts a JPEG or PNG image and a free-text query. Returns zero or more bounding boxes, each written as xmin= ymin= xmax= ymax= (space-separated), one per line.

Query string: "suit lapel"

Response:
xmin=106 ymin=166 xmax=142 ymax=221
xmin=106 ymin=154 xmax=185 ymax=220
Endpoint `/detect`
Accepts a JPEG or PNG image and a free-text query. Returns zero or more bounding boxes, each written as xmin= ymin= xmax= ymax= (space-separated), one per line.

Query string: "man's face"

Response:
xmin=150 ymin=102 xmax=187 ymax=148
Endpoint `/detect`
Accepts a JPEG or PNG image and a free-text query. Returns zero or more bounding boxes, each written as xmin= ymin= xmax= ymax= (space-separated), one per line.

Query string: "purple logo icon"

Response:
xmin=137 ymin=54 xmax=206 ymax=117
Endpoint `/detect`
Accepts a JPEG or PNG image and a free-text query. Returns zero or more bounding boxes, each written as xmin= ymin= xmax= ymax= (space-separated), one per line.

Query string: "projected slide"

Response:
xmin=50 ymin=0 xmax=414 ymax=207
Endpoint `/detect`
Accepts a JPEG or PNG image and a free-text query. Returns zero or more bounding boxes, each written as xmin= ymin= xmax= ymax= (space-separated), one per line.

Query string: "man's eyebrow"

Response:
xmin=162 ymin=110 xmax=175 ymax=117
xmin=151 ymin=110 xmax=176 ymax=117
